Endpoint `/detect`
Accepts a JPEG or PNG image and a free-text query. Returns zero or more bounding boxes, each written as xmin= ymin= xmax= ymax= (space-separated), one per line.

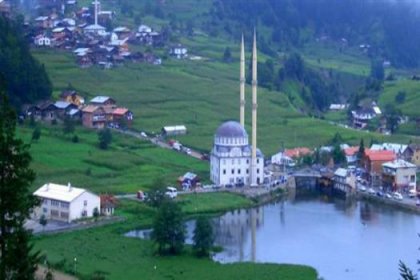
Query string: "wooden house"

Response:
xmin=89 ymin=96 xmax=116 ymax=106
xmin=81 ymin=105 xmax=106 ymax=128
xmin=112 ymin=107 xmax=133 ymax=127
xmin=60 ymin=90 xmax=85 ymax=106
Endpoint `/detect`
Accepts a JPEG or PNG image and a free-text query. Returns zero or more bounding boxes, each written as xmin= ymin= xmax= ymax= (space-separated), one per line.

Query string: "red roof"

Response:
xmin=365 ymin=149 xmax=396 ymax=161
xmin=284 ymin=147 xmax=312 ymax=158
xmin=113 ymin=107 xmax=128 ymax=115
xmin=100 ymin=194 xmax=118 ymax=207
xmin=344 ymin=146 xmax=359 ymax=156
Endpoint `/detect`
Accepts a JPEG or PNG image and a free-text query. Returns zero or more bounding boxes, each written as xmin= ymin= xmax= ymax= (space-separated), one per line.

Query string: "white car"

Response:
xmin=409 ymin=189 xmax=417 ymax=198
xmin=359 ymin=186 xmax=367 ymax=192
xmin=368 ymin=188 xmax=376 ymax=195
xmin=385 ymin=193 xmax=392 ymax=199
xmin=165 ymin=187 xmax=178 ymax=199
xmin=393 ymin=192 xmax=403 ymax=200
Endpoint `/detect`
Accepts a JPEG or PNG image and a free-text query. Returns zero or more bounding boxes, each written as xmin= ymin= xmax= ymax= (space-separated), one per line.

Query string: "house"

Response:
xmin=100 ymin=194 xmax=117 ymax=216
xmin=138 ymin=24 xmax=152 ymax=34
xmin=162 ymin=125 xmax=187 ymax=136
xmin=329 ymin=104 xmax=348 ymax=111
xmin=40 ymin=101 xmax=59 ymax=122
xmin=81 ymin=105 xmax=106 ymax=128
xmin=169 ymin=44 xmax=188 ymax=59
xmin=60 ymin=90 xmax=85 ymax=106
xmin=35 ymin=16 xmax=53 ymax=29
xmin=89 ymin=96 xmax=116 ymax=106
xmin=284 ymin=147 xmax=312 ymax=159
xmin=351 ymin=108 xmax=377 ymax=129
xmin=34 ymin=35 xmax=52 ymax=47
xmin=54 ymin=101 xmax=78 ymax=118
xmin=362 ymin=149 xmax=396 ymax=186
xmin=333 ymin=168 xmax=356 ymax=197
xmin=177 ymin=172 xmax=200 ymax=188
xmin=271 ymin=152 xmax=295 ymax=167
xmin=382 ymin=160 xmax=417 ymax=192
xmin=112 ymin=107 xmax=133 ymax=127
xmin=402 ymin=144 xmax=420 ymax=166
xmin=33 ymin=182 xmax=100 ymax=223
xmin=344 ymin=146 xmax=359 ymax=164
xmin=370 ymin=143 xmax=408 ymax=158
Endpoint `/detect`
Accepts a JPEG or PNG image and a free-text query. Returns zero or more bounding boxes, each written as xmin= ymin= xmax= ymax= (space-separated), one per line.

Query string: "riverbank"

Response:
xmin=34 ymin=192 xmax=317 ymax=280
xmin=357 ymin=192 xmax=420 ymax=215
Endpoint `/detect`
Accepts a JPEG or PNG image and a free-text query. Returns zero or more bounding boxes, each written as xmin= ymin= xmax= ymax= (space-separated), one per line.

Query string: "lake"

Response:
xmin=126 ymin=195 xmax=420 ymax=280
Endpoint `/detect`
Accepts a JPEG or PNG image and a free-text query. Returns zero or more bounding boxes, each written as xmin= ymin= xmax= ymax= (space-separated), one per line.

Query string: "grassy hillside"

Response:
xmin=18 ymin=125 xmax=208 ymax=193
xmin=32 ymin=49 xmax=415 ymax=156
xmin=380 ymin=79 xmax=420 ymax=118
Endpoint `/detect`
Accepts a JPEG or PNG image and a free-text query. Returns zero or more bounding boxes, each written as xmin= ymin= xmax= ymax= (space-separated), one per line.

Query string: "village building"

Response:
xmin=169 ymin=44 xmax=188 ymax=59
xmin=100 ymin=194 xmax=117 ymax=216
xmin=161 ymin=125 xmax=187 ymax=136
xmin=329 ymin=104 xmax=348 ymax=111
xmin=112 ymin=107 xmax=133 ymax=127
xmin=362 ymin=149 xmax=396 ymax=186
xmin=34 ymin=35 xmax=52 ymax=47
xmin=60 ymin=90 xmax=85 ymax=106
xmin=344 ymin=146 xmax=359 ymax=164
xmin=271 ymin=147 xmax=312 ymax=167
xmin=33 ymin=183 xmax=100 ymax=223
xmin=81 ymin=105 xmax=106 ymax=128
xmin=333 ymin=168 xmax=356 ymax=196
xmin=177 ymin=172 xmax=200 ymax=189
xmin=402 ymin=144 xmax=420 ymax=166
xmin=382 ymin=159 xmax=417 ymax=192
xmin=35 ymin=16 xmax=53 ymax=29
xmin=53 ymin=101 xmax=78 ymax=118
xmin=370 ymin=143 xmax=408 ymax=158
xmin=89 ymin=96 xmax=116 ymax=106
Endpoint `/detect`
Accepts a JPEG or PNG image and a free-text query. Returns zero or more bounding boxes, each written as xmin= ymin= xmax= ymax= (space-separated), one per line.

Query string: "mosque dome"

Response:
xmin=215 ymin=121 xmax=248 ymax=138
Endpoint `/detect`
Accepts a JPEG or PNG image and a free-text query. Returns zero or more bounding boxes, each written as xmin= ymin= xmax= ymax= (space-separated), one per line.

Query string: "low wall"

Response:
xmin=357 ymin=193 xmax=420 ymax=215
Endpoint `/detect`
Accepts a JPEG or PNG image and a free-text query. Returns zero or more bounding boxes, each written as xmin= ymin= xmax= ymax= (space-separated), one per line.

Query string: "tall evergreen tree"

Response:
xmin=357 ymin=139 xmax=365 ymax=161
xmin=0 ymin=91 xmax=40 ymax=279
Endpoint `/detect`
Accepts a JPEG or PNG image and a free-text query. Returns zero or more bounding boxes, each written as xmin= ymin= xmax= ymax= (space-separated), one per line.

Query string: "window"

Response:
xmin=238 ymin=169 xmax=241 ymax=174
xmin=246 ymin=169 xmax=249 ymax=174
xmin=60 ymin=212 xmax=69 ymax=219
xmin=231 ymin=169 xmax=235 ymax=174
xmin=232 ymin=159 xmax=234 ymax=165
xmin=411 ymin=175 xmax=416 ymax=182
xmin=61 ymin=202 xmax=69 ymax=209
xmin=257 ymin=169 xmax=260 ymax=174
xmin=50 ymin=210 xmax=59 ymax=217
xmin=223 ymin=169 xmax=226 ymax=175
xmin=257 ymin=159 xmax=259 ymax=164
xmin=84 ymin=200 xmax=87 ymax=206
xmin=43 ymin=207 xmax=47 ymax=213
xmin=51 ymin=200 xmax=59 ymax=207
xmin=246 ymin=159 xmax=249 ymax=164
xmin=43 ymin=199 xmax=48 ymax=205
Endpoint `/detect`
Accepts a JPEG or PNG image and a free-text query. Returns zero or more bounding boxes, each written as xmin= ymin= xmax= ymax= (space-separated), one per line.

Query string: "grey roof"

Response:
xmin=54 ymin=101 xmax=71 ymax=109
xmin=215 ymin=121 xmax=247 ymax=138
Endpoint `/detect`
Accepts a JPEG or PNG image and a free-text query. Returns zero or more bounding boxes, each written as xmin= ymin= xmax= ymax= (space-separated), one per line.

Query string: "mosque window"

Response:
xmin=223 ymin=169 xmax=226 ymax=175
xmin=232 ymin=159 xmax=234 ymax=165
xmin=246 ymin=169 xmax=249 ymax=174
xmin=257 ymin=169 xmax=260 ymax=174
xmin=231 ymin=169 xmax=235 ymax=174
xmin=238 ymin=169 xmax=241 ymax=174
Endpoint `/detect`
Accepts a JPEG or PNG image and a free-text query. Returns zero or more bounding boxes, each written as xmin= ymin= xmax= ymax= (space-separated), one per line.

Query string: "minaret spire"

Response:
xmin=240 ymin=34 xmax=245 ymax=127
xmin=251 ymin=29 xmax=258 ymax=186
xmin=94 ymin=0 xmax=98 ymax=26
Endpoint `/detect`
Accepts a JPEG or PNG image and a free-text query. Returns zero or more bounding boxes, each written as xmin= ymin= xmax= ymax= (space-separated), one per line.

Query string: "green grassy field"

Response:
xmin=379 ymin=79 xmax=420 ymax=118
xmin=18 ymin=125 xmax=208 ymax=193
xmin=34 ymin=197 xmax=317 ymax=280
xmin=32 ymin=49 xmax=415 ymax=156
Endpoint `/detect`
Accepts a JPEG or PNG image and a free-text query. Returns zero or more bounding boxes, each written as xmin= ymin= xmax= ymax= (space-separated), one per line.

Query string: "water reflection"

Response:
xmin=126 ymin=196 xmax=420 ymax=280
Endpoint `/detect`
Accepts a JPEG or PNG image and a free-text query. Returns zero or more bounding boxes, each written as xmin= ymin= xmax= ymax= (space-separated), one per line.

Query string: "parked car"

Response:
xmin=409 ymin=189 xmax=417 ymax=198
xmin=376 ymin=191 xmax=384 ymax=197
xmin=385 ymin=193 xmax=392 ymax=199
xmin=165 ymin=187 xmax=178 ymax=199
xmin=368 ymin=188 xmax=376 ymax=195
xmin=359 ymin=186 xmax=367 ymax=192
xmin=140 ymin=131 xmax=147 ymax=138
xmin=393 ymin=192 xmax=403 ymax=200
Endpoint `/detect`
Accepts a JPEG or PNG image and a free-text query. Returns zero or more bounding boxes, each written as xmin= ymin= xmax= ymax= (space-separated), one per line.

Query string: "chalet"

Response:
xmin=22 ymin=104 xmax=42 ymax=120
xmin=169 ymin=44 xmax=188 ymax=59
xmin=178 ymin=172 xmax=199 ymax=188
xmin=40 ymin=101 xmax=58 ymax=122
xmin=90 ymin=96 xmax=116 ymax=106
xmin=362 ymin=149 xmax=396 ymax=186
xmin=33 ymin=182 xmax=100 ymax=223
xmin=81 ymin=105 xmax=106 ymax=128
xmin=60 ymin=90 xmax=85 ymax=106
xmin=112 ymin=107 xmax=133 ymax=127
xmin=54 ymin=101 xmax=78 ymax=118
xmin=34 ymin=35 xmax=52 ymax=47
xmin=351 ymin=108 xmax=377 ymax=129
xmin=382 ymin=159 xmax=417 ymax=192
xmin=402 ymin=144 xmax=420 ymax=166
xmin=100 ymin=194 xmax=117 ymax=216
xmin=138 ymin=24 xmax=152 ymax=34
xmin=162 ymin=125 xmax=187 ymax=136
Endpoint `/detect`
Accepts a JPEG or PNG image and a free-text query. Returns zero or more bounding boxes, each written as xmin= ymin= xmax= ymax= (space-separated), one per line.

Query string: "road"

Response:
xmin=112 ymin=128 xmax=207 ymax=161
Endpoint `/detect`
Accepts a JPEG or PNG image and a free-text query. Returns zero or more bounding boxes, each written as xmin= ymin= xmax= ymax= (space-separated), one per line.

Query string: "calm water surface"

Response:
xmin=127 ymin=196 xmax=420 ymax=280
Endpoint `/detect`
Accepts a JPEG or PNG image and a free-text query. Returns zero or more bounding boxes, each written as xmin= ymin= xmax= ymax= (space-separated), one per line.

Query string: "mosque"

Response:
xmin=210 ymin=32 xmax=264 ymax=187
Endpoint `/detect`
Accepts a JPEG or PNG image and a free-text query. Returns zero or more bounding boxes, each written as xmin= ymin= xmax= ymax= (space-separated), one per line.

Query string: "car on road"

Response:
xmin=409 ymin=189 xmax=417 ymax=198
xmin=393 ymin=192 xmax=403 ymax=200
xmin=367 ymin=188 xmax=376 ymax=195
xmin=358 ymin=185 xmax=367 ymax=192
xmin=140 ymin=131 xmax=147 ymax=138
xmin=165 ymin=187 xmax=178 ymax=199
xmin=385 ymin=193 xmax=392 ymax=199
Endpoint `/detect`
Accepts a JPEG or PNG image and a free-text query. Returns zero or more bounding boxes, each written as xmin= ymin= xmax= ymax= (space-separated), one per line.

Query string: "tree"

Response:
xmin=152 ymin=201 xmax=186 ymax=255
xmin=39 ymin=215 xmax=47 ymax=232
xmin=98 ymin=128 xmax=112 ymax=149
xmin=223 ymin=47 xmax=232 ymax=63
xmin=395 ymin=91 xmax=406 ymax=104
xmin=63 ymin=117 xmax=75 ymax=135
xmin=193 ymin=216 xmax=214 ymax=257
xmin=32 ymin=126 xmax=41 ymax=142
xmin=332 ymin=144 xmax=345 ymax=165
xmin=145 ymin=177 xmax=168 ymax=208
xmin=399 ymin=261 xmax=418 ymax=280
xmin=357 ymin=139 xmax=365 ymax=160
xmin=0 ymin=93 xmax=40 ymax=279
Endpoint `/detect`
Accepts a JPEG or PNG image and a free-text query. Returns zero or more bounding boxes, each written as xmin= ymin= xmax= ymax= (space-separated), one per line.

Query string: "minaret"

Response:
xmin=250 ymin=29 xmax=258 ymax=186
xmin=240 ymin=34 xmax=245 ymax=127
xmin=94 ymin=0 xmax=99 ymax=26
